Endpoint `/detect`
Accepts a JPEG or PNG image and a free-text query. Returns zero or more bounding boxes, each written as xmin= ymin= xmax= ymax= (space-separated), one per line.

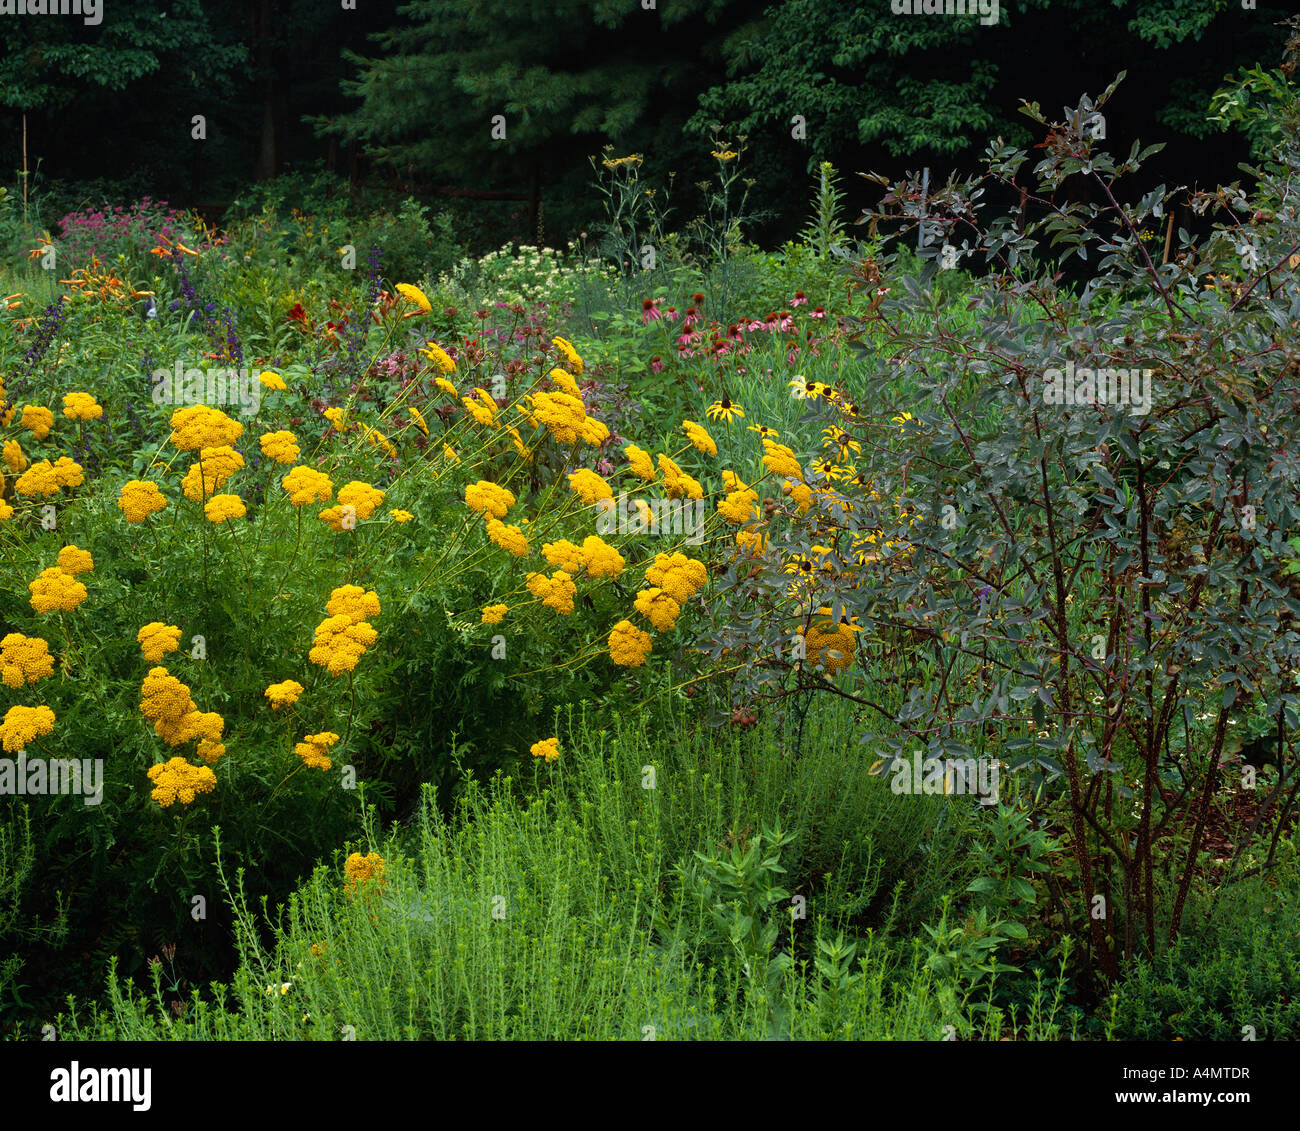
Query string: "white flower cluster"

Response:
xmin=441 ymin=241 xmax=615 ymax=307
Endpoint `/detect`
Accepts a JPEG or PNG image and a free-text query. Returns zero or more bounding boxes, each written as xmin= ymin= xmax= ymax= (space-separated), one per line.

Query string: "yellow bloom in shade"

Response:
xmin=530 ymin=736 xmax=560 ymax=763
xmin=396 ymin=283 xmax=433 ymax=312
xmin=0 ymin=634 xmax=55 ymax=689
xmin=785 ymin=482 xmax=813 ymax=514
xmin=645 ymin=552 xmax=707 ymax=602
xmin=309 ymin=616 xmax=378 ymax=675
xmin=481 ymin=603 xmax=508 ymax=625
xmin=326 ymin=585 xmax=381 ymax=623
xmin=761 ymin=439 xmax=803 ymax=481
xmin=343 ymin=852 xmax=386 ymax=896
xmin=28 ymin=568 xmax=88 ymax=614
xmin=580 ymin=536 xmax=624 ymax=578
xmin=320 ymin=482 xmax=384 ymax=530
xmin=197 ymin=740 xmax=226 ymax=766
xmin=568 ymin=468 xmax=613 ymax=505
xmin=423 ymin=343 xmax=457 ymax=375
xmin=635 ymin=587 xmax=681 ymax=631
xmin=3 ymin=439 xmax=26 ymax=473
xmin=182 ymin=446 xmax=244 ymax=501
xmin=146 ymin=757 xmax=216 ymax=807
xmin=443 ymin=445 xmax=460 ymax=463
xmin=542 ymin=539 xmax=585 ymax=573
xmin=408 ymin=406 xmax=429 ymax=436
xmin=681 ymin=420 xmax=717 ymax=457
xmin=0 ymin=500 xmax=11 ymax=522
xmin=548 ymin=367 xmax=582 ymax=397
xmin=281 ymin=465 xmax=334 ymax=506
xmin=322 ymin=406 xmax=350 ymax=433
xmin=801 ymin=620 xmax=858 ymax=675
xmin=609 ymin=620 xmax=653 ymax=667
xmin=735 ymin=527 xmax=769 ymax=557
xmin=57 ymin=545 xmax=94 ymax=575
xmin=118 ymin=479 xmax=167 ymax=521
xmin=264 ymin=679 xmax=304 ymax=710
xmin=656 ymin=453 xmax=703 ymax=500
xmin=526 ymin=570 xmax=577 ymax=615
xmin=258 ymin=370 xmax=287 ymax=390
xmin=169 ymin=405 xmax=242 ymax=451
xmin=1 ymin=704 xmax=56 ymax=752
xmin=137 ymin=622 xmax=182 ymax=663
xmin=552 ymin=336 xmax=583 ymax=376
xmin=21 ymin=405 xmax=54 ymax=440
xmin=61 ymin=392 xmax=102 ymax=420
xmin=625 ymin=445 xmax=656 ymax=481
xmin=295 ymin=731 xmax=339 ymax=771
xmin=390 ymin=509 xmax=414 ymax=523
xmin=204 ymin=493 xmax=246 ymax=523
xmin=486 ymin=517 xmax=529 ymax=556
xmin=260 ymin=430 xmax=300 ymax=464
xmin=465 ymin=480 xmax=516 ymax=519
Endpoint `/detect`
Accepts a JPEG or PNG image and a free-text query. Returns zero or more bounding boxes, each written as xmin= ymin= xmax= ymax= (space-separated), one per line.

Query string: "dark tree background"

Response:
xmin=0 ymin=0 xmax=1291 ymax=248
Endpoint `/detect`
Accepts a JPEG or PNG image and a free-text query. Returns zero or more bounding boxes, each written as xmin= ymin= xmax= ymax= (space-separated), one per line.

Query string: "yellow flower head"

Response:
xmin=258 ymin=370 xmax=288 ymax=390
xmin=57 ymin=545 xmax=94 ymax=576
xmin=1 ymin=704 xmax=56 ymax=753
xmin=396 ymin=283 xmax=432 ymax=313
xmin=264 ymin=679 xmax=305 ymax=710
xmin=281 ymin=465 xmax=334 ymax=507
xmin=609 ymin=620 xmax=653 ymax=667
xmin=204 ymin=493 xmax=247 ymax=523
xmin=552 ymin=336 xmax=583 ymax=376
xmin=21 ymin=405 xmax=54 ymax=440
xmin=681 ymin=420 xmax=717 ymax=457
xmin=481 ymin=603 xmax=508 ymax=625
xmin=326 ymin=585 xmax=381 ymax=624
xmin=295 ymin=731 xmax=339 ymax=771
xmin=465 ymin=480 xmax=516 ymax=520
xmin=28 ymin=567 xmax=88 ymax=614
xmin=567 ymin=468 xmax=613 ymax=505
xmin=530 ymin=736 xmax=561 ymax=763
xmin=169 ymin=405 xmax=242 ymax=451
xmin=118 ymin=479 xmax=167 ymax=522
xmin=137 ymin=622 xmax=182 ymax=664
xmin=0 ymin=634 xmax=55 ymax=689
xmin=61 ymin=392 xmax=103 ymax=420
xmin=260 ymin=430 xmax=301 ymax=464
xmin=146 ymin=757 xmax=217 ymax=807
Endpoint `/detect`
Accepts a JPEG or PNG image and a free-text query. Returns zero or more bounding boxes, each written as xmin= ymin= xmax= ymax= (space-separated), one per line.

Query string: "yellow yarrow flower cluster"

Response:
xmin=118 ymin=479 xmax=167 ymax=522
xmin=530 ymin=736 xmax=560 ymax=763
xmin=309 ymin=616 xmax=379 ymax=675
xmin=541 ymin=536 xmax=624 ymax=579
xmin=717 ymin=470 xmax=760 ymax=525
xmin=525 ymin=391 xmax=608 ymax=446
xmin=137 ymin=622 xmax=182 ymax=663
xmin=1 ymin=704 xmax=56 ymax=752
xmin=624 ymin=444 xmax=656 ymax=482
xmin=762 ymin=439 xmax=803 ymax=481
xmin=260 ymin=430 xmax=300 ymax=464
xmin=608 ymin=620 xmax=653 ymax=667
xmin=295 ymin=731 xmax=338 ymax=771
xmin=0 ymin=634 xmax=54 ymax=689
xmin=567 ymin=468 xmax=613 ymax=505
xmin=3 ymin=439 xmax=26 ymax=473
xmin=146 ymin=757 xmax=217 ymax=807
xmin=486 ymin=517 xmax=529 ymax=556
xmin=634 ymin=587 xmax=681 ymax=631
xmin=481 ymin=603 xmax=508 ymax=625
xmin=182 ymin=446 xmax=244 ymax=502
xmin=326 ymin=584 xmax=381 ymax=623
xmin=322 ymin=406 xmax=350 ymax=433
xmin=15 ymin=457 xmax=83 ymax=497
xmin=282 ymin=465 xmax=334 ymax=506
xmin=656 ymin=454 xmax=702 ymax=501
xmin=422 ymin=343 xmax=457 ymax=375
xmin=390 ymin=509 xmax=414 ymax=523
xmin=321 ymin=481 xmax=385 ymax=531
xmin=361 ymin=424 xmax=396 ymax=458
xmin=264 ymin=679 xmax=304 ymax=710
xmin=552 ymin=336 xmax=583 ymax=376
xmin=526 ymin=570 xmax=577 ymax=615
xmin=169 ymin=405 xmax=243 ymax=451
xmin=801 ymin=620 xmax=859 ymax=675
xmin=21 ymin=405 xmax=54 ymax=440
xmin=62 ymin=392 xmax=103 ymax=420
xmin=548 ymin=367 xmax=581 ymax=397
xmin=465 ymin=480 xmax=516 ymax=519
xmin=408 ymin=406 xmax=429 ymax=436
xmin=645 ymin=553 xmax=707 ymax=602
xmin=139 ymin=667 xmax=225 ymax=750
xmin=681 ymin=420 xmax=717 ymax=457
xmin=204 ymin=493 xmax=246 ymax=523
xmin=344 ymin=851 xmax=386 ymax=896
xmin=28 ymin=567 xmax=88 ymax=614
xmin=462 ymin=389 xmax=499 ymax=428
xmin=258 ymin=370 xmax=287 ymax=390
xmin=396 ymin=283 xmax=432 ymax=312
xmin=57 ymin=545 xmax=93 ymax=575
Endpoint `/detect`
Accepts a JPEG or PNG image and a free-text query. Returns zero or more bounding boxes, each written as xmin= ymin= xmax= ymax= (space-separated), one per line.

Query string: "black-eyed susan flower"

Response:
xmin=706 ymin=397 xmax=744 ymax=424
